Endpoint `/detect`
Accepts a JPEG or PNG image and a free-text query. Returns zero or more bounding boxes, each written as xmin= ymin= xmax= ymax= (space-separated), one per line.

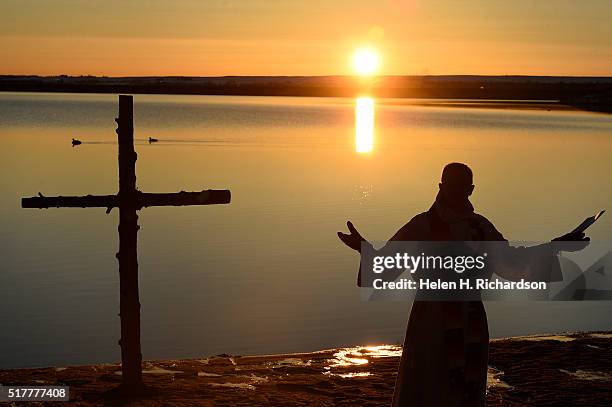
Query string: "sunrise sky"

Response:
xmin=1 ymin=0 xmax=611 ymax=77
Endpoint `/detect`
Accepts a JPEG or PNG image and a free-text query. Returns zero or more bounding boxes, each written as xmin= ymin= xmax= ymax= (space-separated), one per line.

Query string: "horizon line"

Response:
xmin=2 ymin=74 xmax=612 ymax=79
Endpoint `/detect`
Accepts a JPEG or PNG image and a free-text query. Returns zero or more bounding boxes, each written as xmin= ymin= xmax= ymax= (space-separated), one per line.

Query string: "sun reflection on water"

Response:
xmin=355 ymin=97 xmax=375 ymax=153
xmin=323 ymin=345 xmax=402 ymax=378
xmin=326 ymin=345 xmax=402 ymax=368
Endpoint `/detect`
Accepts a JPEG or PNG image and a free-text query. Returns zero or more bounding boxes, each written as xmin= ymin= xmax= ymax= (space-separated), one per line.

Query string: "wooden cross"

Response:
xmin=21 ymin=95 xmax=231 ymax=392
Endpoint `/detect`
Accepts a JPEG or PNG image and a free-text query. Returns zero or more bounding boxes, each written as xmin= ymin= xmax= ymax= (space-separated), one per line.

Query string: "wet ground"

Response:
xmin=1 ymin=332 xmax=611 ymax=406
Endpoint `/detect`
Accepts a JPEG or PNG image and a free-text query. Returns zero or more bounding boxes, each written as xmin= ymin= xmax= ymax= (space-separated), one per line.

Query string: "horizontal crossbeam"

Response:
xmin=139 ymin=190 xmax=231 ymax=208
xmin=22 ymin=190 xmax=231 ymax=209
xmin=22 ymin=194 xmax=117 ymax=209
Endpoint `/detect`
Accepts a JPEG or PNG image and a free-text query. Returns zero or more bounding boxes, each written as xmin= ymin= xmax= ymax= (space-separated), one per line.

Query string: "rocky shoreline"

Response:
xmin=1 ymin=331 xmax=611 ymax=406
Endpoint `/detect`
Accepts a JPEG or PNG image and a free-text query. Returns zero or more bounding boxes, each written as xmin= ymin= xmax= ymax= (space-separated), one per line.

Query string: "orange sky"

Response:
xmin=1 ymin=0 xmax=611 ymax=76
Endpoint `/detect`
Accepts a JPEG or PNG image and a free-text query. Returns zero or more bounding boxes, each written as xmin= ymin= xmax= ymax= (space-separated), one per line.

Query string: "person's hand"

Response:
xmin=552 ymin=231 xmax=590 ymax=252
xmin=337 ymin=221 xmax=365 ymax=252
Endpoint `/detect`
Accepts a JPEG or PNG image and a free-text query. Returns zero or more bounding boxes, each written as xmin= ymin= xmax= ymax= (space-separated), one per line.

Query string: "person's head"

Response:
xmin=439 ymin=163 xmax=474 ymax=206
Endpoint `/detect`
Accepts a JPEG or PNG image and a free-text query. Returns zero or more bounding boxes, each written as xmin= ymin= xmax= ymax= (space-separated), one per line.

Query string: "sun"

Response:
xmin=352 ymin=47 xmax=380 ymax=76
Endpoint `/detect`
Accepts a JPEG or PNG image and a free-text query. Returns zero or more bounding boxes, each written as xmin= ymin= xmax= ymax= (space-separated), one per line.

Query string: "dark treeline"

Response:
xmin=2 ymin=75 xmax=611 ymax=111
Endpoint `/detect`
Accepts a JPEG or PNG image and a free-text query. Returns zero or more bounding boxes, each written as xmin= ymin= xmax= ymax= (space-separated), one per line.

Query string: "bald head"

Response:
xmin=441 ymin=162 xmax=473 ymax=185
xmin=439 ymin=163 xmax=474 ymax=207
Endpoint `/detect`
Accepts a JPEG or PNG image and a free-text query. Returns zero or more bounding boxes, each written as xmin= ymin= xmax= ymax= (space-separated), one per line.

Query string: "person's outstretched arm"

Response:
xmin=338 ymin=216 xmax=427 ymax=287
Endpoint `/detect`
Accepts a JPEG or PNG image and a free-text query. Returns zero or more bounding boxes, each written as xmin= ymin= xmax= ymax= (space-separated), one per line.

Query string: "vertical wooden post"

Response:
xmin=116 ymin=95 xmax=143 ymax=389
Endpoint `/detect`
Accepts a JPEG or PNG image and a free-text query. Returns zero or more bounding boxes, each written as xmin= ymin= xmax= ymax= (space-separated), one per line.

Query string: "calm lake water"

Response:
xmin=1 ymin=92 xmax=611 ymax=368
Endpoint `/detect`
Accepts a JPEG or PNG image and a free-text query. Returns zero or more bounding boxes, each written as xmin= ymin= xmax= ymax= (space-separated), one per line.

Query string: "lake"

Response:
xmin=1 ymin=92 xmax=611 ymax=368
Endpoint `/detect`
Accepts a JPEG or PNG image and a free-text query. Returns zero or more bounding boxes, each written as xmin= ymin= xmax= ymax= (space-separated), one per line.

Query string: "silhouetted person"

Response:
xmin=338 ymin=162 xmax=588 ymax=407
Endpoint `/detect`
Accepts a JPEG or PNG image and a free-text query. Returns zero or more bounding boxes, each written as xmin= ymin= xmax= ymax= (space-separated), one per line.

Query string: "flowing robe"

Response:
xmin=358 ymin=198 xmax=561 ymax=407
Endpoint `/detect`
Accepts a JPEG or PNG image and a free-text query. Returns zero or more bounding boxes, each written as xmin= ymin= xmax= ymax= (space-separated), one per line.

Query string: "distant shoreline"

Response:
xmin=2 ymin=74 xmax=611 ymax=112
